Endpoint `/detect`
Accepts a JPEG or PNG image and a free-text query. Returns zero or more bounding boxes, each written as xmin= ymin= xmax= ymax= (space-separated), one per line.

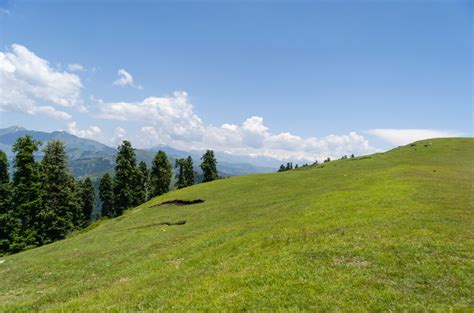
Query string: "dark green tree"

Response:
xmin=184 ymin=156 xmax=195 ymax=187
xmin=11 ymin=135 xmax=42 ymax=249
xmin=0 ymin=150 xmax=16 ymax=254
xmin=114 ymin=140 xmax=138 ymax=215
xmin=80 ymin=177 xmax=95 ymax=224
xmin=200 ymin=150 xmax=218 ymax=182
xmin=135 ymin=161 xmax=150 ymax=204
xmin=0 ymin=150 xmax=11 ymax=213
xmin=150 ymin=150 xmax=172 ymax=197
xmin=71 ymin=179 xmax=85 ymax=228
xmin=175 ymin=158 xmax=186 ymax=189
xmin=278 ymin=164 xmax=286 ymax=172
xmin=99 ymin=173 xmax=115 ymax=218
xmin=37 ymin=140 xmax=76 ymax=244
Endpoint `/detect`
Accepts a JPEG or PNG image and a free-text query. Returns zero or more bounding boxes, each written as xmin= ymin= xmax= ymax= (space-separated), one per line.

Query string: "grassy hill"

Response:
xmin=0 ymin=138 xmax=472 ymax=311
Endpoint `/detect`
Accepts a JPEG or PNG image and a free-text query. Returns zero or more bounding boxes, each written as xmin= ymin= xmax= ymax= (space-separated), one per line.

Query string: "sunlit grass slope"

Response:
xmin=1 ymin=138 xmax=473 ymax=311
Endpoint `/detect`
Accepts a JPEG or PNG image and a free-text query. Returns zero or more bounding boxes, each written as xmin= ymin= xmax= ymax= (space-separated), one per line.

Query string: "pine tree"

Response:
xmin=71 ymin=179 xmax=85 ymax=228
xmin=200 ymin=150 xmax=218 ymax=182
xmin=136 ymin=161 xmax=150 ymax=204
xmin=37 ymin=140 xmax=76 ymax=244
xmin=114 ymin=140 xmax=138 ymax=215
xmin=184 ymin=156 xmax=195 ymax=187
xmin=150 ymin=150 xmax=172 ymax=197
xmin=278 ymin=164 xmax=286 ymax=172
xmin=99 ymin=173 xmax=114 ymax=218
xmin=0 ymin=150 xmax=16 ymax=254
xmin=81 ymin=177 xmax=95 ymax=224
xmin=175 ymin=158 xmax=186 ymax=189
xmin=11 ymin=135 xmax=42 ymax=249
xmin=0 ymin=150 xmax=11 ymax=213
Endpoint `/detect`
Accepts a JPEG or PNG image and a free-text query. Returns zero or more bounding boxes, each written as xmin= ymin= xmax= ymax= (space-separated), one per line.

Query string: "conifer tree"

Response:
xmin=0 ymin=150 xmax=11 ymax=214
xmin=99 ymin=173 xmax=114 ymax=218
xmin=0 ymin=150 xmax=16 ymax=254
xmin=150 ymin=150 xmax=172 ymax=197
xmin=175 ymin=158 xmax=186 ymax=189
xmin=200 ymin=150 xmax=218 ymax=182
xmin=184 ymin=156 xmax=195 ymax=187
xmin=80 ymin=177 xmax=95 ymax=224
xmin=278 ymin=164 xmax=286 ymax=172
xmin=136 ymin=161 xmax=150 ymax=204
xmin=114 ymin=140 xmax=138 ymax=215
xmin=37 ymin=140 xmax=76 ymax=243
xmin=11 ymin=135 xmax=42 ymax=249
xmin=71 ymin=179 xmax=85 ymax=227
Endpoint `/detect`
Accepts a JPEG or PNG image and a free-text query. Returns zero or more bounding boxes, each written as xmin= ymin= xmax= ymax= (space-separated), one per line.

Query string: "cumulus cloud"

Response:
xmin=98 ymin=91 xmax=204 ymax=143
xmin=98 ymin=91 xmax=376 ymax=161
xmin=110 ymin=126 xmax=128 ymax=146
xmin=367 ymin=129 xmax=464 ymax=146
xmin=0 ymin=44 xmax=83 ymax=119
xmin=113 ymin=69 xmax=143 ymax=89
xmin=67 ymin=121 xmax=101 ymax=139
xmin=67 ymin=63 xmax=85 ymax=72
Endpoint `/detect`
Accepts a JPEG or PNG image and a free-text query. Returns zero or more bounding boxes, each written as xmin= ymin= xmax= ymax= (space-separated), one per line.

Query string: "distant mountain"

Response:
xmin=0 ymin=126 xmax=277 ymax=178
xmin=0 ymin=127 xmax=115 ymax=160
xmin=146 ymin=145 xmax=276 ymax=176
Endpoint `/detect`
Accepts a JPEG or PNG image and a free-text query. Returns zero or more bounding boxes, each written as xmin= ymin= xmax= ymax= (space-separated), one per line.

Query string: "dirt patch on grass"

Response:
xmin=151 ymin=199 xmax=205 ymax=207
xmin=351 ymin=156 xmax=372 ymax=161
xmin=147 ymin=220 xmax=186 ymax=227
xmin=127 ymin=220 xmax=186 ymax=231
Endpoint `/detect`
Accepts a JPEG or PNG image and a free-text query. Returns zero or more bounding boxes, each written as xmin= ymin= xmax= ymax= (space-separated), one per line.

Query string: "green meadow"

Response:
xmin=0 ymin=138 xmax=472 ymax=311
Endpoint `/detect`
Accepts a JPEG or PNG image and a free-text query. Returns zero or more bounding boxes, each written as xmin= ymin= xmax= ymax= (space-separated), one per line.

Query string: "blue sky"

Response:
xmin=0 ymin=0 xmax=472 ymax=161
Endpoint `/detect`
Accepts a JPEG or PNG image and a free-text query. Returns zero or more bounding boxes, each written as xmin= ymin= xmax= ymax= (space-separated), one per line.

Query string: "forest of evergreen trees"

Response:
xmin=0 ymin=136 xmax=218 ymax=255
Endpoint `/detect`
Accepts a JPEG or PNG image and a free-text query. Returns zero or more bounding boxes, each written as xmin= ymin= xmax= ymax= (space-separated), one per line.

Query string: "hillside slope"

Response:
xmin=0 ymin=138 xmax=473 ymax=311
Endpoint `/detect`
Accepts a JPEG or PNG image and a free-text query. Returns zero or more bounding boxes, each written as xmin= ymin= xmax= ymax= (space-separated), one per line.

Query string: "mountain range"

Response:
xmin=0 ymin=126 xmax=277 ymax=178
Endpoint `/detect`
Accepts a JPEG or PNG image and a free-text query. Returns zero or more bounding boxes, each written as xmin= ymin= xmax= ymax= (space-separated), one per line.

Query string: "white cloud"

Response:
xmin=35 ymin=106 xmax=72 ymax=120
xmin=67 ymin=121 xmax=101 ymax=139
xmin=98 ymin=91 xmax=376 ymax=161
xmin=113 ymin=68 xmax=143 ymax=89
xmin=0 ymin=44 xmax=83 ymax=119
xmin=68 ymin=63 xmax=85 ymax=72
xmin=109 ymin=126 xmax=128 ymax=146
xmin=98 ymin=91 xmax=204 ymax=142
xmin=367 ymin=129 xmax=464 ymax=146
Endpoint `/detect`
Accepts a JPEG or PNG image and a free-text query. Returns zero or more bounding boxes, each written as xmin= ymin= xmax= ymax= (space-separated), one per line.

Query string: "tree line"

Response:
xmin=0 ymin=136 xmax=218 ymax=255
xmin=277 ymin=154 xmax=356 ymax=172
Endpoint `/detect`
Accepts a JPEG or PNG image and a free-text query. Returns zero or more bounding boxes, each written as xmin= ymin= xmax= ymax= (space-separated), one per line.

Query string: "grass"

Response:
xmin=0 ymin=138 xmax=473 ymax=311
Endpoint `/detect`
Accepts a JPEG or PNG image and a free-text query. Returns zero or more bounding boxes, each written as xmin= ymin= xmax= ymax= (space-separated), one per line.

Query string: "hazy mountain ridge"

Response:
xmin=0 ymin=126 xmax=276 ymax=178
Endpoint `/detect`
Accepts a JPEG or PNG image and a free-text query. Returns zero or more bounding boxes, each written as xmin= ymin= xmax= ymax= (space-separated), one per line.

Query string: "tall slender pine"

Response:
xmin=99 ymin=173 xmax=114 ymax=217
xmin=11 ymin=135 xmax=42 ymax=249
xmin=37 ymin=140 xmax=76 ymax=244
xmin=0 ymin=150 xmax=16 ymax=254
xmin=200 ymin=150 xmax=218 ymax=182
xmin=150 ymin=150 xmax=172 ymax=197
xmin=81 ymin=177 xmax=95 ymax=224
xmin=114 ymin=140 xmax=138 ymax=215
